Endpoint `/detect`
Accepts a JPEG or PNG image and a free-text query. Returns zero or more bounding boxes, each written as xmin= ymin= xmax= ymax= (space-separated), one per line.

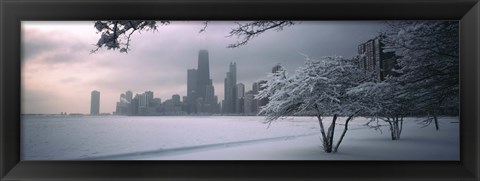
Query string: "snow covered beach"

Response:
xmin=21 ymin=115 xmax=459 ymax=160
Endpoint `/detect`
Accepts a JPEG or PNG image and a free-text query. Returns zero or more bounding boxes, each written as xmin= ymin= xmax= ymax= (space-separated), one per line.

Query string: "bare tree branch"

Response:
xmin=199 ymin=21 xmax=209 ymax=33
xmin=227 ymin=21 xmax=295 ymax=48
xmin=91 ymin=20 xmax=167 ymax=53
xmin=92 ymin=21 xmax=296 ymax=53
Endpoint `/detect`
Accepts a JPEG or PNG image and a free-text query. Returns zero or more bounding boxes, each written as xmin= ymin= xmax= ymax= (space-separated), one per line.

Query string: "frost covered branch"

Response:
xmin=227 ymin=21 xmax=295 ymax=48
xmin=91 ymin=21 xmax=168 ymax=53
xmin=92 ymin=20 xmax=297 ymax=53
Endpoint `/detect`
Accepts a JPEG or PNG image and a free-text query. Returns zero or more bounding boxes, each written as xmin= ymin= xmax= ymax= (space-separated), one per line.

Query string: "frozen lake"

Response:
xmin=21 ymin=115 xmax=459 ymax=160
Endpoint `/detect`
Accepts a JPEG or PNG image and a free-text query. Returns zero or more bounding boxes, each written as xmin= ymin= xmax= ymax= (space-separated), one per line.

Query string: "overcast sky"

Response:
xmin=21 ymin=21 xmax=387 ymax=114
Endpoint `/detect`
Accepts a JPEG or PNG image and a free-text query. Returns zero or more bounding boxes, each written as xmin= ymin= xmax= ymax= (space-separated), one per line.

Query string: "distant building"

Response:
xmin=163 ymin=94 xmax=184 ymax=115
xmin=172 ymin=94 xmax=181 ymax=104
xmin=236 ymin=83 xmax=245 ymax=99
xmin=125 ymin=91 xmax=133 ymax=102
xmin=138 ymin=93 xmax=147 ymax=108
xmin=251 ymin=82 xmax=260 ymax=113
xmin=244 ymin=90 xmax=255 ymax=115
xmin=236 ymin=83 xmax=245 ymax=113
xmin=196 ymin=50 xmax=211 ymax=105
xmin=90 ymin=90 xmax=100 ymax=115
xmin=129 ymin=95 xmax=140 ymax=115
xmin=224 ymin=62 xmax=237 ymax=113
xmin=145 ymin=91 xmax=154 ymax=107
xmin=272 ymin=64 xmax=282 ymax=73
xmin=357 ymin=36 xmax=397 ymax=81
xmin=187 ymin=69 xmax=198 ymax=113
xmin=114 ymin=91 xmax=133 ymax=115
xmin=186 ymin=50 xmax=219 ymax=114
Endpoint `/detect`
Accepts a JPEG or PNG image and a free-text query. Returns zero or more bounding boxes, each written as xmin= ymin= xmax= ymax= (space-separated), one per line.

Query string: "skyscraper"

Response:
xmin=125 ymin=90 xmax=133 ymax=102
xmin=197 ymin=50 xmax=210 ymax=100
xmin=144 ymin=91 xmax=154 ymax=107
xmin=90 ymin=90 xmax=100 ymax=115
xmin=244 ymin=90 xmax=255 ymax=114
xmin=251 ymin=82 xmax=260 ymax=113
xmin=236 ymin=83 xmax=245 ymax=113
xmin=224 ymin=62 xmax=237 ymax=113
xmin=236 ymin=83 xmax=245 ymax=99
xmin=187 ymin=69 xmax=198 ymax=113
xmin=187 ymin=50 xmax=218 ymax=114
xmin=357 ymin=36 xmax=397 ymax=81
xmin=138 ymin=93 xmax=147 ymax=108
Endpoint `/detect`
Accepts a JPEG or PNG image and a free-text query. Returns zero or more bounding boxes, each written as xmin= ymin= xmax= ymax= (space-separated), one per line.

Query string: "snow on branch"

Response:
xmin=227 ymin=21 xmax=295 ymax=48
xmin=91 ymin=21 xmax=168 ymax=53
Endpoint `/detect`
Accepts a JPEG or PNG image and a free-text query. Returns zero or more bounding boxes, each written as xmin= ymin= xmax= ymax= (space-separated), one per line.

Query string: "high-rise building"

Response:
xmin=244 ymin=90 xmax=255 ymax=114
xmin=224 ymin=62 xmax=237 ymax=113
xmin=236 ymin=83 xmax=245 ymax=99
xmin=357 ymin=36 xmax=397 ymax=81
xmin=236 ymin=83 xmax=245 ymax=113
xmin=252 ymin=82 xmax=260 ymax=94
xmin=138 ymin=93 xmax=147 ymax=108
xmin=90 ymin=90 xmax=100 ymax=115
xmin=197 ymin=50 xmax=210 ymax=100
xmin=138 ymin=92 xmax=154 ymax=115
xmin=145 ymin=91 xmax=154 ymax=107
xmin=125 ymin=91 xmax=133 ymax=102
xmin=187 ymin=50 xmax=219 ymax=114
xmin=187 ymin=69 xmax=198 ymax=113
xmin=251 ymin=82 xmax=260 ymax=113
xmin=129 ymin=94 xmax=140 ymax=115
xmin=120 ymin=93 xmax=126 ymax=101
xmin=172 ymin=94 xmax=181 ymax=104
xmin=205 ymin=85 xmax=215 ymax=103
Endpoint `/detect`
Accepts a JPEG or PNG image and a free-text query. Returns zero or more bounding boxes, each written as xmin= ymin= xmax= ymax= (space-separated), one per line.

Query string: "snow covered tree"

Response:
xmin=257 ymin=56 xmax=372 ymax=153
xmin=346 ymin=81 xmax=410 ymax=140
xmin=343 ymin=21 xmax=458 ymax=140
xmin=382 ymin=21 xmax=459 ymax=130
xmin=92 ymin=21 xmax=295 ymax=53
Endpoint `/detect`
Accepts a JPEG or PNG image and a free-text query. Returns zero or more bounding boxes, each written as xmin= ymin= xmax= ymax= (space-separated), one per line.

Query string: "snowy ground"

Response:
xmin=21 ymin=116 xmax=459 ymax=160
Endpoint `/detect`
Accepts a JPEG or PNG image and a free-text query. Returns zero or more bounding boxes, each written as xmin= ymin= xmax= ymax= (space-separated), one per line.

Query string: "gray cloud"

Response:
xmin=22 ymin=27 xmax=92 ymax=65
xmin=59 ymin=77 xmax=80 ymax=84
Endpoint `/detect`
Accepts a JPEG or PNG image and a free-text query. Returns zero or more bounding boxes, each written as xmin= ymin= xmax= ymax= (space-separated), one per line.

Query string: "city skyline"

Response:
xmin=112 ymin=52 xmax=274 ymax=116
xmin=21 ymin=21 xmax=387 ymax=114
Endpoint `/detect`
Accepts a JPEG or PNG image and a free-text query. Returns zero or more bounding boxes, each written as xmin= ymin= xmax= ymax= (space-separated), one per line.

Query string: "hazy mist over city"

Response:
xmin=21 ymin=21 xmax=387 ymax=114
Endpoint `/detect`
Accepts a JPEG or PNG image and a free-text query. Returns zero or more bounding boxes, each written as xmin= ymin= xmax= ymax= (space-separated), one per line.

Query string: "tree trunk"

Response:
xmin=399 ymin=117 xmax=403 ymax=137
xmin=316 ymin=115 xmax=329 ymax=151
xmin=333 ymin=115 xmax=354 ymax=153
xmin=388 ymin=116 xmax=403 ymax=140
xmin=387 ymin=118 xmax=395 ymax=140
xmin=324 ymin=115 xmax=337 ymax=153
xmin=433 ymin=114 xmax=439 ymax=130
xmin=396 ymin=116 xmax=400 ymax=139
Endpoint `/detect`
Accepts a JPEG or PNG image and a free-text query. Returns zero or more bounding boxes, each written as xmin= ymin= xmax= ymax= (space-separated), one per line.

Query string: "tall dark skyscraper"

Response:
xmin=187 ymin=50 xmax=219 ymax=114
xmin=90 ymin=90 xmax=100 ymax=115
xmin=197 ymin=50 xmax=211 ymax=99
xmin=224 ymin=62 xmax=237 ymax=113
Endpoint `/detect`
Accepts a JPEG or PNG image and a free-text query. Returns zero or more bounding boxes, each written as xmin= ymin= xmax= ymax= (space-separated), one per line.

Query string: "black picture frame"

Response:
xmin=1 ymin=0 xmax=478 ymax=180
